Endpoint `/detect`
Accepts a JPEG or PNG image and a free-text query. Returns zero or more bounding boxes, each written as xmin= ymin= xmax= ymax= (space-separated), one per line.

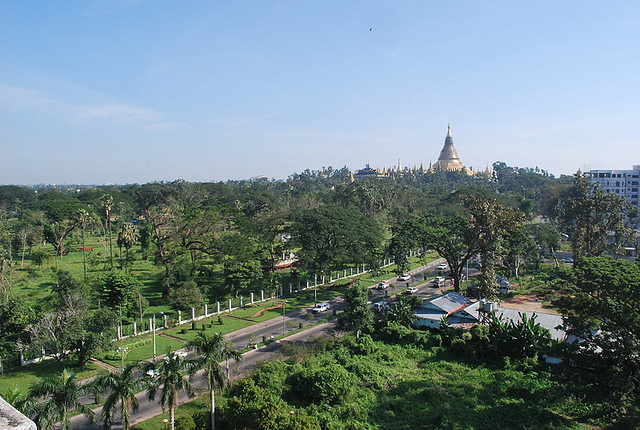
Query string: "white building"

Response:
xmin=588 ymin=165 xmax=640 ymax=210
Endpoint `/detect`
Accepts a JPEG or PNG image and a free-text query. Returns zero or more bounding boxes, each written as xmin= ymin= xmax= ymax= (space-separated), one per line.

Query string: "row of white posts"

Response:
xmin=21 ymin=250 xmax=427 ymax=363
xmin=117 ymin=252 xmax=426 ymax=340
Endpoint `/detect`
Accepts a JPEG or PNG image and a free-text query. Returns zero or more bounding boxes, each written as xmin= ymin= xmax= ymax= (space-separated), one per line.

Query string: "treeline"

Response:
xmin=0 ymin=163 xmax=637 ymax=365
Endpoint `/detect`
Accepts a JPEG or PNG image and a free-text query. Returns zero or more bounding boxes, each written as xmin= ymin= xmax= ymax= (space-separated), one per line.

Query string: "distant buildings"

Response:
xmin=588 ymin=165 xmax=640 ymax=210
xmin=352 ymin=124 xmax=480 ymax=180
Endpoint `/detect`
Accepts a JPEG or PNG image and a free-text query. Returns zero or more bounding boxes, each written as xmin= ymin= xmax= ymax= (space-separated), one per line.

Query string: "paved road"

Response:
xmin=70 ymin=259 xmax=449 ymax=429
xmin=71 ymin=323 xmax=335 ymax=429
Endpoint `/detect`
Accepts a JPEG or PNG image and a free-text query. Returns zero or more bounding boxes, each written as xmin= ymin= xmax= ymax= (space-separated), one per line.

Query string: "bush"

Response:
xmin=290 ymin=363 xmax=357 ymax=405
xmin=169 ymin=281 xmax=205 ymax=311
xmin=174 ymin=415 xmax=196 ymax=430
xmin=30 ymin=248 xmax=51 ymax=266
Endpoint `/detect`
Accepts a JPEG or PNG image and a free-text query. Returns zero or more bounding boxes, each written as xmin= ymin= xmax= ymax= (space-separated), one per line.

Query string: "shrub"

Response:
xmin=290 ymin=363 xmax=357 ymax=405
xmin=169 ymin=281 xmax=204 ymax=311
xmin=174 ymin=415 xmax=196 ymax=430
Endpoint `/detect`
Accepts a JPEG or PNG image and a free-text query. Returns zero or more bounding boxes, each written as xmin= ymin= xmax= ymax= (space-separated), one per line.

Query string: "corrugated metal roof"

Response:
xmin=427 ymin=292 xmax=470 ymax=314
xmin=493 ymin=308 xmax=566 ymax=340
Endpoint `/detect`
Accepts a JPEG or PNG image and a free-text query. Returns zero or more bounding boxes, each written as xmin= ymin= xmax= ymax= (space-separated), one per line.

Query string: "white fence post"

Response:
xmin=178 ymin=310 xmax=182 ymax=325
xmin=250 ymin=292 xmax=254 ymax=304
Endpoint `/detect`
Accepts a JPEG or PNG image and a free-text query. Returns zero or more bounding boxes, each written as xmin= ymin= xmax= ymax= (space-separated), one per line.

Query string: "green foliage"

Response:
xmin=168 ymin=281 xmax=204 ymax=311
xmin=291 ymin=363 xmax=358 ymax=405
xmin=556 ymin=173 xmax=637 ymax=258
xmin=99 ymin=271 xmax=146 ymax=318
xmin=291 ymin=205 xmax=383 ymax=275
xmin=27 ymin=368 xmax=96 ymax=430
xmin=218 ymin=336 xmax=596 ymax=430
xmin=557 ymin=257 xmax=640 ymax=417
xmin=337 ymin=285 xmax=373 ymax=338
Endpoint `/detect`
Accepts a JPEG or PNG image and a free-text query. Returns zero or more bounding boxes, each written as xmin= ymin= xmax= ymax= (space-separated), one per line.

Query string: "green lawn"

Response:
xmin=0 ymin=360 xmax=100 ymax=398
xmin=163 ymin=316 xmax=255 ymax=342
xmin=95 ymin=334 xmax=186 ymax=367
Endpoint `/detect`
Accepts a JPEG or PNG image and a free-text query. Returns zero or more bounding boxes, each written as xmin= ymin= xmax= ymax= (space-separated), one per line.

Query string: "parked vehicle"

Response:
xmin=404 ymin=287 xmax=419 ymax=294
xmin=312 ymin=303 xmax=330 ymax=313
xmin=434 ymin=276 xmax=445 ymax=287
xmin=436 ymin=263 xmax=448 ymax=272
xmin=398 ymin=274 xmax=411 ymax=281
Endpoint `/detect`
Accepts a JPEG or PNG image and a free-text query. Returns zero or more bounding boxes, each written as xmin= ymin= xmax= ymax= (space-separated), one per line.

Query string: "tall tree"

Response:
xmin=144 ymin=350 xmax=196 ymax=430
xmin=465 ymin=195 xmax=522 ymax=299
xmin=41 ymin=200 xmax=86 ymax=256
xmin=186 ymin=332 xmax=241 ymax=429
xmin=390 ymin=196 xmax=522 ymax=295
xmin=27 ymin=369 xmax=95 ymax=430
xmin=100 ymin=194 xmax=115 ymax=269
xmin=556 ymin=172 xmax=636 ymax=258
xmin=337 ymin=284 xmax=374 ymax=338
xmin=116 ymin=223 xmax=138 ymax=271
xmin=291 ymin=205 xmax=384 ymax=276
xmin=557 ymin=257 xmax=640 ymax=415
xmin=93 ymin=362 xmax=145 ymax=430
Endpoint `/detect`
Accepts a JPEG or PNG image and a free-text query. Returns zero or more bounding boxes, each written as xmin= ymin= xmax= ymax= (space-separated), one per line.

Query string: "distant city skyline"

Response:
xmin=2 ymin=2 xmax=640 ymax=184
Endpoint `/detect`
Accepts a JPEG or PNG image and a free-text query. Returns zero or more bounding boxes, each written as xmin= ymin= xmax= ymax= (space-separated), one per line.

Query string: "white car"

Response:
xmin=398 ymin=274 xmax=411 ymax=281
xmin=437 ymin=263 xmax=448 ymax=271
xmin=312 ymin=303 xmax=330 ymax=313
xmin=377 ymin=281 xmax=389 ymax=289
xmin=370 ymin=301 xmax=389 ymax=312
xmin=404 ymin=287 xmax=419 ymax=294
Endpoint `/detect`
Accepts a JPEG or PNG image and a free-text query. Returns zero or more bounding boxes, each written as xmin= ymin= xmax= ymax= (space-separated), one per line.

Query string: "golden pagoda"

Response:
xmin=431 ymin=124 xmax=470 ymax=173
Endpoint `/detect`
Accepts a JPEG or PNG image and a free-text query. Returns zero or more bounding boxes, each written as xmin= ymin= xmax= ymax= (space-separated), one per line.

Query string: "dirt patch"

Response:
xmin=248 ymin=304 xmax=284 ymax=318
xmin=501 ymin=294 xmax=559 ymax=315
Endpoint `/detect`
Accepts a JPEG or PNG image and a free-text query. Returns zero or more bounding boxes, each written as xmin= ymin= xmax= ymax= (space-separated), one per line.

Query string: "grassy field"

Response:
xmin=0 ymin=360 xmax=100 ymax=398
xmin=163 ymin=316 xmax=255 ymax=341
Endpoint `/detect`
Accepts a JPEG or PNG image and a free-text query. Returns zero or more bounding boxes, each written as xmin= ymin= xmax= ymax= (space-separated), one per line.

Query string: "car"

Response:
xmin=398 ymin=274 xmax=411 ymax=281
xmin=404 ymin=287 xmax=418 ymax=294
xmin=433 ymin=276 xmax=445 ymax=287
xmin=370 ymin=301 xmax=389 ymax=312
xmin=436 ymin=263 xmax=448 ymax=271
xmin=312 ymin=303 xmax=330 ymax=313
xmin=561 ymin=257 xmax=574 ymax=263
xmin=377 ymin=281 xmax=389 ymax=289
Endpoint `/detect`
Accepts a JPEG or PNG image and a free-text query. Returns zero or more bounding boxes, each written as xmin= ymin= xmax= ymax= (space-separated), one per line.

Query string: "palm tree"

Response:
xmin=144 ymin=350 xmax=195 ymax=430
xmin=93 ymin=362 xmax=145 ymax=430
xmin=116 ymin=223 xmax=138 ymax=271
xmin=186 ymin=332 xmax=242 ymax=429
xmin=27 ymin=368 xmax=95 ymax=430
xmin=100 ymin=194 xmax=115 ymax=269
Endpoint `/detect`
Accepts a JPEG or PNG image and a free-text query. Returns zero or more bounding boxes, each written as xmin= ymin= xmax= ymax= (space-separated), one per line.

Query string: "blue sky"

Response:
xmin=2 ymin=1 xmax=640 ymax=184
